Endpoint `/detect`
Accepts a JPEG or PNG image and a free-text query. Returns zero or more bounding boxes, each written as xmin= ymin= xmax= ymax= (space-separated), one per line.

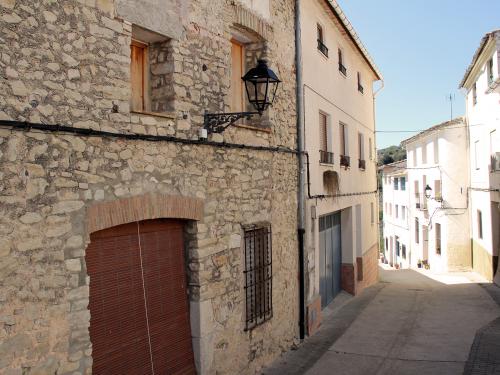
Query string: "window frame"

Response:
xmin=415 ymin=218 xmax=420 ymax=244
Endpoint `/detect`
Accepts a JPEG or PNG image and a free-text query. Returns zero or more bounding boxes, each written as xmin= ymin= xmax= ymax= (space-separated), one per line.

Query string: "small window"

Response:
xmin=394 ymin=177 xmax=399 ymax=190
xmin=475 ymin=140 xmax=480 ymax=170
xmin=338 ymin=48 xmax=346 ymax=75
xmin=130 ymin=40 xmax=149 ymax=112
xmin=402 ymin=206 xmax=406 ymax=220
xmin=402 ymin=245 xmax=406 ymax=259
xmin=231 ymin=40 xmax=245 ymax=113
xmin=434 ymin=180 xmax=442 ymax=201
xmin=395 ymin=204 xmax=399 ymax=219
xmin=357 ymin=72 xmax=364 ymax=93
xmin=319 ymin=112 xmax=329 ymax=153
xmin=472 ymin=82 xmax=477 ymax=105
xmin=421 ymin=144 xmax=427 ymax=164
xmin=478 ymin=210 xmax=483 ymax=239
xmin=487 ymin=58 xmax=494 ymax=85
xmin=358 ymin=132 xmax=365 ymax=169
xmin=491 ymin=130 xmax=499 ymax=171
xmin=396 ymin=236 xmax=400 ymax=256
xmin=370 ymin=202 xmax=374 ymax=224
xmin=434 ymin=140 xmax=439 ymax=164
xmin=385 ymin=237 xmax=388 ymax=251
xmin=317 ymin=24 xmax=328 ymax=57
xmin=435 ymin=223 xmax=441 ymax=255
xmin=415 ymin=218 xmax=420 ymax=244
xmin=244 ymin=225 xmax=272 ymax=330
xmin=401 ymin=177 xmax=406 ymax=191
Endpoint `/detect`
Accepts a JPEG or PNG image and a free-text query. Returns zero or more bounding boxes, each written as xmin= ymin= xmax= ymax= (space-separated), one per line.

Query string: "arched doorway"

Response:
xmin=85 ymin=219 xmax=196 ymax=374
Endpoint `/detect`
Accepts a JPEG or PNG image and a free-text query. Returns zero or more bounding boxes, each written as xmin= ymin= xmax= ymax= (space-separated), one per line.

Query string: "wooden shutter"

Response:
xmin=131 ymin=41 xmax=147 ymax=112
xmin=319 ymin=112 xmax=328 ymax=151
xmin=231 ymin=40 xmax=244 ymax=112
xmin=86 ymin=220 xmax=196 ymax=375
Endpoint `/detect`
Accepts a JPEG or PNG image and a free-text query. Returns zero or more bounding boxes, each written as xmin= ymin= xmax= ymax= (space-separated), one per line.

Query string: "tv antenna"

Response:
xmin=446 ymin=93 xmax=455 ymax=120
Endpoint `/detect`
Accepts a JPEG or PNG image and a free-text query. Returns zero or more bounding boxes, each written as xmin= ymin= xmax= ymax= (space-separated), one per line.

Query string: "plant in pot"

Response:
xmin=417 ymin=259 xmax=422 ymax=268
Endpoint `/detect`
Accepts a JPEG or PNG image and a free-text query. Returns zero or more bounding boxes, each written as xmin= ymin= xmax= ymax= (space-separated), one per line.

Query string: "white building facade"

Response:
xmin=382 ymin=161 xmax=411 ymax=269
xmin=300 ymin=0 xmax=382 ymax=334
xmin=459 ymin=29 xmax=500 ymax=282
xmin=401 ymin=118 xmax=471 ymax=274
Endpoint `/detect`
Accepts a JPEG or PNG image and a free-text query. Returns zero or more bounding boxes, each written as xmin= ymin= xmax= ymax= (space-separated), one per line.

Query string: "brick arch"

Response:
xmin=86 ymin=193 xmax=204 ymax=233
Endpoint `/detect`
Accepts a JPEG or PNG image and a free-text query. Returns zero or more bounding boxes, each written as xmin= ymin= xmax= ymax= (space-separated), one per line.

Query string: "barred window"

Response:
xmin=244 ymin=225 xmax=272 ymax=330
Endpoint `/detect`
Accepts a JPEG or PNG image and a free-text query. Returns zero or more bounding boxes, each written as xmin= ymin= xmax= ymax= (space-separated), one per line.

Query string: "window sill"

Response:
xmin=233 ymin=123 xmax=272 ymax=133
xmin=130 ymin=110 xmax=176 ymax=120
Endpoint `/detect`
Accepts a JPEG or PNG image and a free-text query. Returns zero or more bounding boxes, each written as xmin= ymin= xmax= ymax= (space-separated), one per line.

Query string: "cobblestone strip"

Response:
xmin=261 ymin=283 xmax=386 ymax=375
xmin=463 ymin=283 xmax=500 ymax=375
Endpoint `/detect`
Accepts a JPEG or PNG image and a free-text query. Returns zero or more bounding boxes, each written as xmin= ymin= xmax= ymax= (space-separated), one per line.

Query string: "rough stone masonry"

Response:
xmin=0 ymin=0 xmax=299 ymax=374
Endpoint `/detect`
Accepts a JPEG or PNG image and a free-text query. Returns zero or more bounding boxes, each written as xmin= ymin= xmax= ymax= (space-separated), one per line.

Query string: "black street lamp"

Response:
xmin=203 ymin=59 xmax=281 ymax=134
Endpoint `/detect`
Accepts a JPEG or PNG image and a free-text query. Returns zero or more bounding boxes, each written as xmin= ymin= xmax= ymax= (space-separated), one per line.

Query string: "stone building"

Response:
xmin=298 ymin=0 xmax=382 ymax=334
xmin=0 ymin=0 xmax=299 ymax=374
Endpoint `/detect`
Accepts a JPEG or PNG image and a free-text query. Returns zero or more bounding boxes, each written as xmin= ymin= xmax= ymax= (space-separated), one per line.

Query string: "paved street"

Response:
xmin=264 ymin=267 xmax=500 ymax=375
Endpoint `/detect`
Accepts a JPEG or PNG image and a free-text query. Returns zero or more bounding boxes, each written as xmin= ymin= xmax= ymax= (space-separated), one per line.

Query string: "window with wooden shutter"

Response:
xmin=231 ymin=40 xmax=245 ymax=113
xmin=244 ymin=225 xmax=272 ymax=330
xmin=130 ymin=40 xmax=149 ymax=112
xmin=319 ymin=112 xmax=328 ymax=151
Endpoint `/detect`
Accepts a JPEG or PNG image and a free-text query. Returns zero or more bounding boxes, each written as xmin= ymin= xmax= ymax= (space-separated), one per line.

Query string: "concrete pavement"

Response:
xmin=263 ymin=266 xmax=500 ymax=375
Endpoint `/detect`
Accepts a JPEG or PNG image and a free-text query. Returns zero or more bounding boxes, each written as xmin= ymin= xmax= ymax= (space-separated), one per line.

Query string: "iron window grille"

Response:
xmin=320 ymin=150 xmax=334 ymax=164
xmin=317 ymin=39 xmax=329 ymax=57
xmin=340 ymin=154 xmax=350 ymax=168
xmin=244 ymin=225 xmax=272 ymax=330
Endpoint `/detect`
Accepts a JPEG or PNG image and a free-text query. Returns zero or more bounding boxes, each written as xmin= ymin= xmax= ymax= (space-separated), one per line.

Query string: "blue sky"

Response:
xmin=335 ymin=0 xmax=500 ymax=149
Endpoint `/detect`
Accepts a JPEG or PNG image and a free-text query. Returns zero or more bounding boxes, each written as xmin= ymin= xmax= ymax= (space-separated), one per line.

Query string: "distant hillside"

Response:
xmin=377 ymin=145 xmax=406 ymax=165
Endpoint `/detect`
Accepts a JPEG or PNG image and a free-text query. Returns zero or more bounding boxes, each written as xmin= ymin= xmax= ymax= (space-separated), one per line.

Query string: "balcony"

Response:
xmin=319 ymin=150 xmax=334 ymax=164
xmin=340 ymin=154 xmax=350 ymax=168
xmin=317 ymin=39 xmax=328 ymax=57
xmin=339 ymin=63 xmax=347 ymax=76
xmin=358 ymin=159 xmax=366 ymax=170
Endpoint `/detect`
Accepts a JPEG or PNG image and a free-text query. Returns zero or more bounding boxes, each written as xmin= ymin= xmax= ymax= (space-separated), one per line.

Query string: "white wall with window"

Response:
xmin=460 ymin=30 xmax=500 ymax=282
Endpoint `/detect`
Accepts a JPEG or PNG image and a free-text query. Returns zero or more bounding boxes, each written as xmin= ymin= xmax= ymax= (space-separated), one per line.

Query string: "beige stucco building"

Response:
xmin=459 ymin=29 xmax=500 ymax=282
xmin=299 ymin=0 xmax=382 ymax=333
xmin=0 ymin=1 xmax=300 ymax=374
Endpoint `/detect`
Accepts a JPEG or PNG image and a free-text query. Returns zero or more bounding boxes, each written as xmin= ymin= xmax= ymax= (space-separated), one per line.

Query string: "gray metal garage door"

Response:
xmin=319 ymin=212 xmax=342 ymax=308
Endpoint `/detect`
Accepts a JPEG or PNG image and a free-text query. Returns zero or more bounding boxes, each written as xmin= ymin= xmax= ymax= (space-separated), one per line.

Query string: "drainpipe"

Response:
xmin=295 ymin=0 xmax=306 ymax=340
xmin=373 ymin=80 xmax=384 ymax=258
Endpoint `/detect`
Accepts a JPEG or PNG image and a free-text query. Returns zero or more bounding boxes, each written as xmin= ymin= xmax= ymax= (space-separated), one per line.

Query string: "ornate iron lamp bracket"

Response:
xmin=203 ymin=111 xmax=259 ymax=134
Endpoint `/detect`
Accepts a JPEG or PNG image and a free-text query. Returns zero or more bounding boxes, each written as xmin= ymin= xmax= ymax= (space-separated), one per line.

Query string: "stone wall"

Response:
xmin=0 ymin=0 xmax=298 ymax=374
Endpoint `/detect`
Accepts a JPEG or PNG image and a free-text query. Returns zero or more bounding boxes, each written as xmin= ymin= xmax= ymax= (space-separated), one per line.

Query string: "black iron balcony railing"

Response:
xmin=319 ymin=150 xmax=334 ymax=164
xmin=340 ymin=154 xmax=350 ymax=168
xmin=317 ymin=39 xmax=329 ymax=57
xmin=358 ymin=84 xmax=364 ymax=94
xmin=339 ymin=63 xmax=347 ymax=75
xmin=358 ymin=159 xmax=366 ymax=170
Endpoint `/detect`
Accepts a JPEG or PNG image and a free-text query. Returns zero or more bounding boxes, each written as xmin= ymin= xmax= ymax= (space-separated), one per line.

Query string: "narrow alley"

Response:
xmin=264 ymin=267 xmax=500 ymax=375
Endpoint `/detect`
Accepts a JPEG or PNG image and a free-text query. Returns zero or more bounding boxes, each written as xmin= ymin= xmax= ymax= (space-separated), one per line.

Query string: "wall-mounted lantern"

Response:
xmin=203 ymin=59 xmax=281 ymax=134
xmin=424 ymin=184 xmax=432 ymax=199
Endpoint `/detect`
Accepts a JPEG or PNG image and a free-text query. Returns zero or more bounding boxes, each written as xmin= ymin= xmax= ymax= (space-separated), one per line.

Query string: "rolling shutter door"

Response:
xmin=86 ymin=219 xmax=196 ymax=375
